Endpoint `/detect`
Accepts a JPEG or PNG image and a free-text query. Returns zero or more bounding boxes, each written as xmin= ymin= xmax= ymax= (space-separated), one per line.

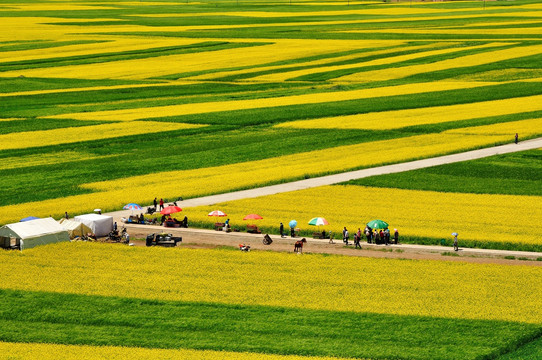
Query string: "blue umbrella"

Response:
xmin=20 ymin=216 xmax=39 ymax=222
xmin=289 ymin=220 xmax=297 ymax=229
xmin=123 ymin=203 xmax=142 ymax=214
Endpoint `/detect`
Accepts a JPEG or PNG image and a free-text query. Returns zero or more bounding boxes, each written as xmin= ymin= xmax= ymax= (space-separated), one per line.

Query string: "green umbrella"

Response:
xmin=367 ymin=219 xmax=388 ymax=229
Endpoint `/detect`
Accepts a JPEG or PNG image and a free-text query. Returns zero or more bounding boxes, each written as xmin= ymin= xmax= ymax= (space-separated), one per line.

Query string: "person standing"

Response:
xmin=153 ymin=197 xmax=158 ymax=209
xmin=394 ymin=229 xmax=399 ymax=244
xmin=159 ymin=198 xmax=164 ymax=211
xmin=453 ymin=234 xmax=459 ymax=251
xmin=280 ymin=222 xmax=285 ymax=238
xmin=515 ymin=133 xmax=519 ymax=144
xmin=64 ymin=211 xmax=69 ymax=219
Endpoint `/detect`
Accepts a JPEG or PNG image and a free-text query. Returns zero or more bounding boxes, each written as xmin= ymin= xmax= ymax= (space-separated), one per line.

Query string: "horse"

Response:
xmin=294 ymin=238 xmax=307 ymax=253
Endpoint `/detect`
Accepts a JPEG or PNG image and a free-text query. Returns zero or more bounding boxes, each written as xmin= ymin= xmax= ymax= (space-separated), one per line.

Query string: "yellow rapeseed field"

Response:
xmin=0 ymin=341 xmax=341 ymax=360
xmin=186 ymin=184 xmax=542 ymax=245
xmin=0 ymin=121 xmax=204 ymax=151
xmin=0 ymin=243 xmax=541 ymax=324
xmin=0 ymin=151 xmax=115 ymax=171
xmin=253 ymin=42 xmax=504 ymax=83
xmin=275 ymin=97 xmax=542 ymax=130
xmin=2 ymin=39 xmax=371 ymax=80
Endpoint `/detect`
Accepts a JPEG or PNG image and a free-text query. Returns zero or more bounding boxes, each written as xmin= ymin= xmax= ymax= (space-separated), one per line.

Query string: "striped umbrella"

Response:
xmin=308 ymin=217 xmax=329 ymax=226
xmin=208 ymin=210 xmax=227 ymax=217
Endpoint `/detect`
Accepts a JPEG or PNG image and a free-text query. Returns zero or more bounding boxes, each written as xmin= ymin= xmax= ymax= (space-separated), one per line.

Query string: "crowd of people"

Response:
xmin=341 ymin=226 xmax=399 ymax=247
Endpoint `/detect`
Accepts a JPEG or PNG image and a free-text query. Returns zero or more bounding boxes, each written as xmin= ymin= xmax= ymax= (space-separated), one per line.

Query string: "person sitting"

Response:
xmin=139 ymin=213 xmax=145 ymax=224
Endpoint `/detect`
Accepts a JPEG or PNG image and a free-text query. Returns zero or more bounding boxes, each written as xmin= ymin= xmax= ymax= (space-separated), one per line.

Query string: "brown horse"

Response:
xmin=294 ymin=238 xmax=307 ymax=253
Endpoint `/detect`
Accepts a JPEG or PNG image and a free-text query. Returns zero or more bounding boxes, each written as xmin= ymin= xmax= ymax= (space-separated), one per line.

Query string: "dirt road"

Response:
xmin=123 ymin=224 xmax=542 ymax=267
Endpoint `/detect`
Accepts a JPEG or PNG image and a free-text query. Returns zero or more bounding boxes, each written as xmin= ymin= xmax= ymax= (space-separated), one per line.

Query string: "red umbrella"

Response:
xmin=160 ymin=206 xmax=182 ymax=215
xmin=243 ymin=214 xmax=263 ymax=220
xmin=208 ymin=210 xmax=227 ymax=217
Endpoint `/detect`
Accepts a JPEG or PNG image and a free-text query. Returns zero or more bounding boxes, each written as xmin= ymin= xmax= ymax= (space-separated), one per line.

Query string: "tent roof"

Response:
xmin=59 ymin=219 xmax=90 ymax=231
xmin=74 ymin=213 xmax=112 ymax=221
xmin=1 ymin=218 xmax=67 ymax=240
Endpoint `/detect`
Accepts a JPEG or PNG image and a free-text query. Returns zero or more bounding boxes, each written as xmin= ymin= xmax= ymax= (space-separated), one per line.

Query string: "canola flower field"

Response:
xmin=2 ymin=0 xmax=542 ymax=358
xmin=0 ymin=242 xmax=541 ymax=359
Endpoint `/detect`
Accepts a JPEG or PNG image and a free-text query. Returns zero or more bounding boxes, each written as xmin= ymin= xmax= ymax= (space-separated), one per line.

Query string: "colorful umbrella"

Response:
xmin=308 ymin=217 xmax=329 ymax=226
xmin=123 ymin=203 xmax=142 ymax=210
xmin=289 ymin=220 xmax=297 ymax=228
xmin=243 ymin=214 xmax=263 ymax=220
xmin=160 ymin=206 xmax=183 ymax=215
xmin=367 ymin=219 xmax=389 ymax=229
xmin=452 ymin=232 xmax=458 ymax=236
xmin=208 ymin=210 xmax=227 ymax=217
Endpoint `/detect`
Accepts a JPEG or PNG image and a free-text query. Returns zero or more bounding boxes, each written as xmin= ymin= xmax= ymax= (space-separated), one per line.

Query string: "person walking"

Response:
xmin=159 ymin=198 xmax=164 ymax=211
xmin=354 ymin=228 xmax=362 ymax=249
xmin=515 ymin=133 xmax=519 ymax=144
xmin=280 ymin=222 xmax=285 ymax=238
xmin=343 ymin=227 xmax=349 ymax=245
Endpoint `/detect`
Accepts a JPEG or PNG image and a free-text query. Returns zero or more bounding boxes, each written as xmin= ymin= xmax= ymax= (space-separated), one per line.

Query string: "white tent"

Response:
xmin=73 ymin=214 xmax=113 ymax=237
xmin=0 ymin=217 xmax=70 ymax=251
xmin=58 ymin=218 xmax=92 ymax=239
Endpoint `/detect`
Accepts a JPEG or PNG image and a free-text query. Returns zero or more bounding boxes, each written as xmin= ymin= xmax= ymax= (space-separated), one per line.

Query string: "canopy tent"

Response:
xmin=0 ymin=217 xmax=70 ymax=251
xmin=58 ymin=218 xmax=92 ymax=239
xmin=73 ymin=213 xmax=113 ymax=237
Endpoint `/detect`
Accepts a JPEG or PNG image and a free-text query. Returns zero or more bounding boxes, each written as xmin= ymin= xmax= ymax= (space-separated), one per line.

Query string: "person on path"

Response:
xmin=354 ymin=228 xmax=362 ymax=249
xmin=64 ymin=211 xmax=69 ymax=220
xmin=343 ymin=227 xmax=349 ymax=245
xmin=394 ymin=229 xmax=399 ymax=244
xmin=328 ymin=230 xmax=334 ymax=244
xmin=280 ymin=222 xmax=285 ymax=238
xmin=159 ymin=198 xmax=164 ymax=211
xmin=384 ymin=228 xmax=390 ymax=245
xmin=453 ymin=234 xmax=459 ymax=251
xmin=153 ymin=197 xmax=157 ymax=209
xmin=113 ymin=222 xmax=118 ymax=231
xmin=515 ymin=133 xmax=519 ymax=144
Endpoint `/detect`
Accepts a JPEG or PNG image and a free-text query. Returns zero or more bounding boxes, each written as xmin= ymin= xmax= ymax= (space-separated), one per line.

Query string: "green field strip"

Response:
xmin=0 ymin=82 xmax=307 ymax=115
xmin=344 ymin=149 xmax=542 ymax=197
xmin=0 ymin=39 xmax=106 ymax=52
xmin=0 ymin=118 xmax=105 ymax=135
xmin=497 ymin=334 xmax=542 ymax=359
xmin=289 ymin=43 xmax=515 ymax=82
xmin=0 ymin=126 xmax=393 ymax=206
xmin=0 ymin=77 xmax=144 ymax=93
xmin=404 ymin=50 xmax=542 ymax=83
xmin=142 ymin=81 xmax=542 ymax=127
xmin=0 ymin=41 xmax=268 ymax=72
xmin=0 ymin=288 xmax=539 ymax=360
